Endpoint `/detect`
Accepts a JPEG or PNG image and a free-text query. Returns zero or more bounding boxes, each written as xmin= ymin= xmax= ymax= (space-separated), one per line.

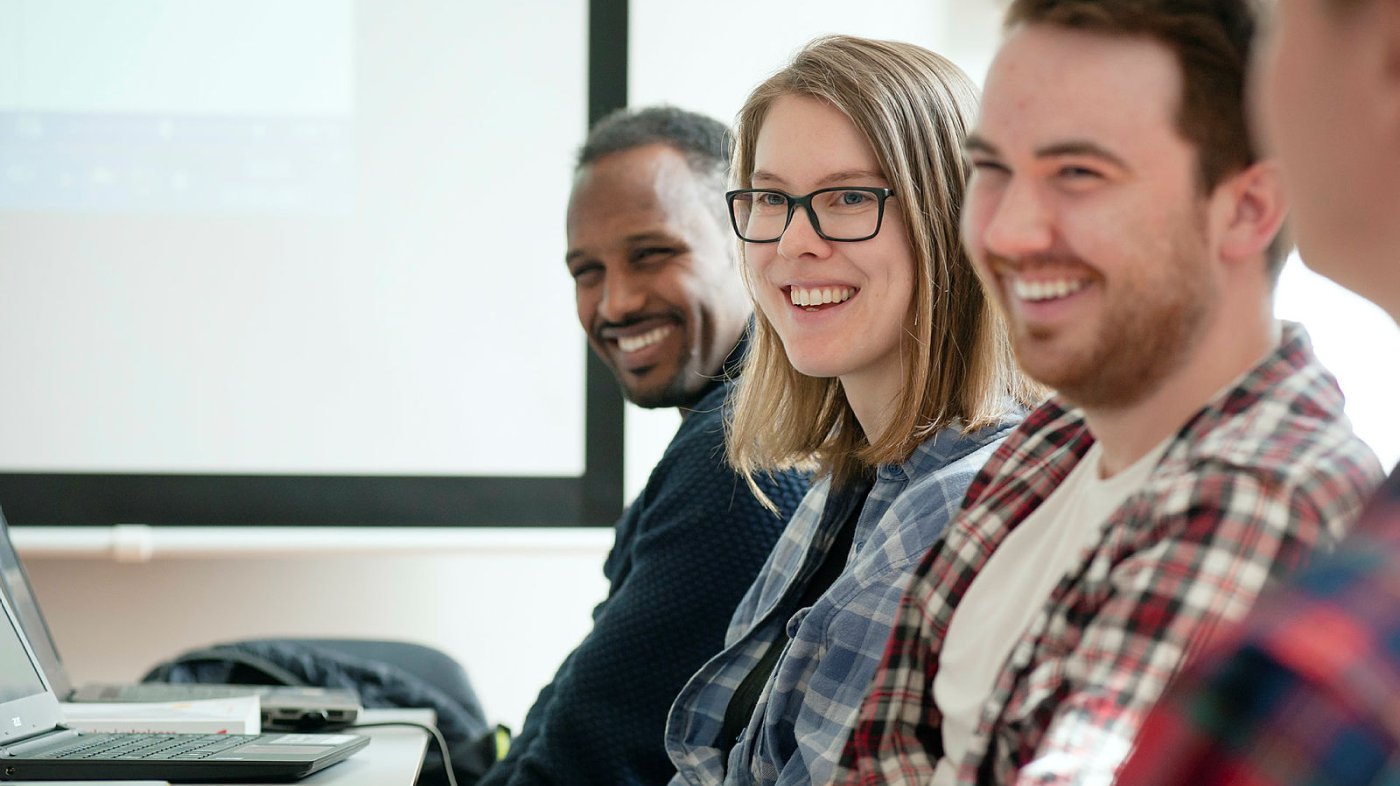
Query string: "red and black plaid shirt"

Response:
xmin=834 ymin=324 xmax=1384 ymax=785
xmin=1116 ymin=464 xmax=1400 ymax=786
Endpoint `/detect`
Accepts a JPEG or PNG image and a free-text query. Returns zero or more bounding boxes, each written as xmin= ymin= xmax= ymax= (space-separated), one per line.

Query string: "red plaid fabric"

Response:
xmin=1116 ymin=465 xmax=1400 ymax=786
xmin=834 ymin=324 xmax=1384 ymax=785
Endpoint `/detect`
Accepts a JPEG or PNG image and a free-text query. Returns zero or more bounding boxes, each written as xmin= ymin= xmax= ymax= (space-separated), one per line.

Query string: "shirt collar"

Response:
xmin=881 ymin=410 xmax=1024 ymax=483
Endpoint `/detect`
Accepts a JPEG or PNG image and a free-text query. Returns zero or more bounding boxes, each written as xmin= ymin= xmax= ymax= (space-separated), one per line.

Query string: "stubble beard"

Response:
xmin=1004 ymin=216 xmax=1217 ymax=411
xmin=620 ymin=362 xmax=703 ymax=409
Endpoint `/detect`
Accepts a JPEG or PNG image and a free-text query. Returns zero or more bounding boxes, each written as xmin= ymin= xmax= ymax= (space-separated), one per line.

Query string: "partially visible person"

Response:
xmin=1118 ymin=0 xmax=1400 ymax=782
xmin=834 ymin=1 xmax=1385 ymax=783
xmin=475 ymin=107 xmax=810 ymax=786
xmin=665 ymin=36 xmax=1036 ymax=786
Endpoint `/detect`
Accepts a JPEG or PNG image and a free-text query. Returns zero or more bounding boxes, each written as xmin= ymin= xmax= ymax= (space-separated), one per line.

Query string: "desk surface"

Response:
xmin=222 ymin=709 xmax=430 ymax=786
xmin=5 ymin=712 xmax=432 ymax=786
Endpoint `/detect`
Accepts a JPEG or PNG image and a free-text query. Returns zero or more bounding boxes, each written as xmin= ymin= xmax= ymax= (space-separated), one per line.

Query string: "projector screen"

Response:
xmin=0 ymin=0 xmax=601 ymax=525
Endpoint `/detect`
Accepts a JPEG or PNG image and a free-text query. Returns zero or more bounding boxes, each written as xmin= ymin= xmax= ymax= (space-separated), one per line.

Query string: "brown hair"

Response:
xmin=1005 ymin=0 xmax=1290 ymax=276
xmin=727 ymin=35 xmax=1040 ymax=496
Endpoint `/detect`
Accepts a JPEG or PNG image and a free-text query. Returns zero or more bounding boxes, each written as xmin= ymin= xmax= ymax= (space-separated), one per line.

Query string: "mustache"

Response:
xmin=593 ymin=312 xmax=681 ymax=339
xmin=982 ymin=251 xmax=1091 ymax=271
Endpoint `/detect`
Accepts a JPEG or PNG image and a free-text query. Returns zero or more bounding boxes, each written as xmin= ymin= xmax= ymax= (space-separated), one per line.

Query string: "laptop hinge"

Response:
xmin=0 ymin=727 xmax=80 ymax=757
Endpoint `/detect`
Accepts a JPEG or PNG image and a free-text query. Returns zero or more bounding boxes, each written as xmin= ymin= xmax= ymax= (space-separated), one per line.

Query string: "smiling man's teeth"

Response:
xmin=1012 ymin=277 xmax=1089 ymax=302
xmin=616 ymin=325 xmax=674 ymax=353
xmin=789 ymin=286 xmax=856 ymax=307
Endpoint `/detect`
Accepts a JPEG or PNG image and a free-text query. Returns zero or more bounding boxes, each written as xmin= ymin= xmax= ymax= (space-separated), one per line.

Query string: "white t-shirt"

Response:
xmin=931 ymin=437 xmax=1171 ymax=786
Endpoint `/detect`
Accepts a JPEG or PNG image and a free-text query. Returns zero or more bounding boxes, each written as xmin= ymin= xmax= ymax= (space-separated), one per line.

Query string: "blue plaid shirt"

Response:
xmin=665 ymin=416 xmax=1021 ymax=786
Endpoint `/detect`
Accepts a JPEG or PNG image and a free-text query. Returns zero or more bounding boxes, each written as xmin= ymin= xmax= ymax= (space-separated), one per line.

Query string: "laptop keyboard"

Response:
xmin=35 ymin=732 xmax=262 ymax=760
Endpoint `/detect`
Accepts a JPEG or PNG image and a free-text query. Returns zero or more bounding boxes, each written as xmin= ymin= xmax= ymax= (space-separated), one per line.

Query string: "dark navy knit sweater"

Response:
xmin=476 ymin=373 xmax=809 ymax=786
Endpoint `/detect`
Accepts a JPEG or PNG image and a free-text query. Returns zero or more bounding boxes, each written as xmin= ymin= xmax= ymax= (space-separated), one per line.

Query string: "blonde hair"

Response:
xmin=727 ymin=35 xmax=1041 ymax=495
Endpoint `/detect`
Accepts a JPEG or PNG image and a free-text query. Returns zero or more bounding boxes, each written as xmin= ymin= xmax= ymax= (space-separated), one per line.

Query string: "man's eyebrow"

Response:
xmin=963 ymin=136 xmax=1131 ymax=172
xmin=624 ymin=231 xmax=679 ymax=245
xmin=964 ymin=134 xmax=999 ymax=157
xmin=564 ymin=231 xmax=680 ymax=263
xmin=1033 ymin=140 xmax=1131 ymax=170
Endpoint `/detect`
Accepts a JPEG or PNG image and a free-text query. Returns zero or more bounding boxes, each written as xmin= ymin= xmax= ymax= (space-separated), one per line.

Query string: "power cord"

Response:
xmin=348 ymin=720 xmax=458 ymax=786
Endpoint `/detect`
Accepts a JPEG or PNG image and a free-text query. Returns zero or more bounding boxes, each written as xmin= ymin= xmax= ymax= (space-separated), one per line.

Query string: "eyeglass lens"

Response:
xmin=731 ymin=189 xmax=885 ymax=242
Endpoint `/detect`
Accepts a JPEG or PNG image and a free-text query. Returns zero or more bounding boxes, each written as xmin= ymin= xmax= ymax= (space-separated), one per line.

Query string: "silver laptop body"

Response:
xmin=0 ymin=579 xmax=368 ymax=781
xmin=0 ymin=510 xmax=360 ymax=731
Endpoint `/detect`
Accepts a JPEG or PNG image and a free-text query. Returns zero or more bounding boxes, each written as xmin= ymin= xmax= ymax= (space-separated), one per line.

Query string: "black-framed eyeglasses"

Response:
xmin=725 ymin=187 xmax=897 ymax=243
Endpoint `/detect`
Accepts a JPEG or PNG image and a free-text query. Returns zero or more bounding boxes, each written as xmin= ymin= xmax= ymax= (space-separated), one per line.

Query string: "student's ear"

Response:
xmin=1215 ymin=159 xmax=1287 ymax=266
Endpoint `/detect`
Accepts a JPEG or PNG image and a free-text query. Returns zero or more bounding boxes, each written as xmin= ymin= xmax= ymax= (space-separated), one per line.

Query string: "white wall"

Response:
xmin=1276 ymin=258 xmax=1400 ymax=468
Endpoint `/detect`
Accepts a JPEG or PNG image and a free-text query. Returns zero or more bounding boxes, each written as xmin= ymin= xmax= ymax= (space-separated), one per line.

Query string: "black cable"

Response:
xmin=348 ymin=720 xmax=458 ymax=786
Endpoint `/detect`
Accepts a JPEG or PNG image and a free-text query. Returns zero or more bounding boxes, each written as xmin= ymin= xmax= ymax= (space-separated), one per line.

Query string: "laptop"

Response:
xmin=0 ymin=510 xmax=361 ymax=731
xmin=0 ymin=574 xmax=369 ymax=781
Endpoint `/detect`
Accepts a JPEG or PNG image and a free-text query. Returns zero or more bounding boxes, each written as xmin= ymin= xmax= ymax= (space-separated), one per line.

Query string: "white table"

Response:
xmin=7 ymin=710 xmax=432 ymax=786
xmin=214 ymin=708 xmax=432 ymax=786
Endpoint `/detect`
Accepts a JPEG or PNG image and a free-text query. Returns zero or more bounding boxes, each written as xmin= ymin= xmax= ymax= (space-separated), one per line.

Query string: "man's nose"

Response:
xmin=979 ymin=179 xmax=1054 ymax=260
xmin=598 ymin=272 xmax=646 ymax=323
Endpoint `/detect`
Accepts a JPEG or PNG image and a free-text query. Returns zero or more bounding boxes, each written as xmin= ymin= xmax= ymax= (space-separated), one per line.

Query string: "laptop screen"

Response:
xmin=0 ymin=508 xmax=72 ymax=696
xmin=0 ymin=587 xmax=48 ymax=704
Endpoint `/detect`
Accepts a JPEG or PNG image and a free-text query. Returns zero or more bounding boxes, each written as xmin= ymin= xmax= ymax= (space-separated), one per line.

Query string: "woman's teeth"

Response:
xmin=789 ymin=285 xmax=855 ymax=307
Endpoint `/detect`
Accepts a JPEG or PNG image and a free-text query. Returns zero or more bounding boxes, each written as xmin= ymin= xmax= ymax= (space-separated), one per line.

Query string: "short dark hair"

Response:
xmin=577 ymin=105 xmax=731 ymax=186
xmin=1005 ymin=0 xmax=1289 ymax=277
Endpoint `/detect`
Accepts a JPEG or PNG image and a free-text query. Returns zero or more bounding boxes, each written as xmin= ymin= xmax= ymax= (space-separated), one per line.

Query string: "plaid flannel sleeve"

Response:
xmin=834 ymin=543 xmax=948 ymax=784
xmin=1117 ymin=471 xmax=1400 ymax=786
xmin=1008 ymin=463 xmax=1370 ymax=786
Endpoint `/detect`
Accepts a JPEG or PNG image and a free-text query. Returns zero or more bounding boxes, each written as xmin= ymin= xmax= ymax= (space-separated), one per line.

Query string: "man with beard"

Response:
xmin=474 ymin=107 xmax=809 ymax=786
xmin=831 ymin=1 xmax=1384 ymax=784
xmin=1118 ymin=0 xmax=1400 ymax=782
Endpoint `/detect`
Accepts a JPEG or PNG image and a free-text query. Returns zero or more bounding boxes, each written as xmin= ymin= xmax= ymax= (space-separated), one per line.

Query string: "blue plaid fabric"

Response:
xmin=665 ymin=416 xmax=1022 ymax=786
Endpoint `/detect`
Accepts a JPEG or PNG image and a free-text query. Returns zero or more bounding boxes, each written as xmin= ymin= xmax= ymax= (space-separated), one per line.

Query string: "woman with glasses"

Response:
xmin=664 ymin=36 xmax=1040 ymax=786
